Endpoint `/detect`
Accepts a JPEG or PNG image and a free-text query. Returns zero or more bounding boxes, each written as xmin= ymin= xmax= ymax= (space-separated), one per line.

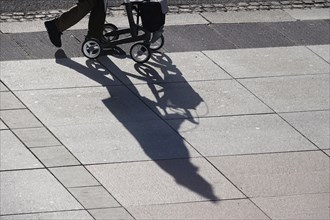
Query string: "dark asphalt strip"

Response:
xmin=0 ymin=20 xmax=329 ymax=61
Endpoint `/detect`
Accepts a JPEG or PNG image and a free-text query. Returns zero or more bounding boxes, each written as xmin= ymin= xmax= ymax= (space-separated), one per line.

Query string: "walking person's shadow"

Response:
xmin=55 ymin=49 xmax=219 ymax=202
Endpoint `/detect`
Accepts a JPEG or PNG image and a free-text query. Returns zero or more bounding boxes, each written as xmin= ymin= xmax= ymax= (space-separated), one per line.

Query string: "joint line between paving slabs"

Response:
xmin=276 ymin=109 xmax=330 ymax=114
xmin=198 ymin=12 xmax=212 ymax=24
xmin=5 ymin=84 xmax=125 ymax=93
xmin=305 ymin=45 xmax=330 ymax=64
xmin=235 ymin=72 xmax=330 ymax=80
xmin=0 ymin=167 xmax=45 ymax=173
xmin=205 ymin=149 xmax=327 ymax=159
xmin=203 ymin=156 xmax=273 ymax=219
xmin=275 ymin=113 xmax=330 ymax=151
xmin=162 ymin=112 xmax=276 ymax=121
xmin=0 ymin=208 xmax=91 ymax=218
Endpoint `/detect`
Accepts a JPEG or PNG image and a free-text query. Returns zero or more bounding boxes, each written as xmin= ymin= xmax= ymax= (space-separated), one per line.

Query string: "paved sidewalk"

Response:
xmin=0 ymin=8 xmax=330 ymax=220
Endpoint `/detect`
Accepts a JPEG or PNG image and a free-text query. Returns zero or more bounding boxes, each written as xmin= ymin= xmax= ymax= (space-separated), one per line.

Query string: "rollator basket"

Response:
xmin=125 ymin=0 xmax=167 ymax=32
xmin=139 ymin=2 xmax=165 ymax=32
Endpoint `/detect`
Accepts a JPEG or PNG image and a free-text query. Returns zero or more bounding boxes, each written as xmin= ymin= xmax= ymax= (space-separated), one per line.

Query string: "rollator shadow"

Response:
xmin=55 ymin=49 xmax=219 ymax=203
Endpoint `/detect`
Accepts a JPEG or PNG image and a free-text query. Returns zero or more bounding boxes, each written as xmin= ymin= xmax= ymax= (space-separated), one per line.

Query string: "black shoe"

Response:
xmin=44 ymin=20 xmax=62 ymax=47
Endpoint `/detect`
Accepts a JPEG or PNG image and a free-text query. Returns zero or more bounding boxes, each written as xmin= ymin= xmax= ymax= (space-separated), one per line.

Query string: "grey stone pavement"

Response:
xmin=0 ymin=7 xmax=330 ymax=220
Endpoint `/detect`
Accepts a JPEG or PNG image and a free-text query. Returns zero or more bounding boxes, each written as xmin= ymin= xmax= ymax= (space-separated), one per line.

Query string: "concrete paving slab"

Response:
xmin=0 ymin=92 xmax=25 ymax=110
xmin=164 ymin=24 xmax=236 ymax=52
xmin=284 ymin=8 xmax=330 ymax=20
xmin=0 ymin=130 xmax=43 ymax=171
xmin=203 ymin=46 xmax=330 ymax=78
xmin=252 ymin=193 xmax=330 ymax=220
xmin=0 ymin=119 xmax=8 ymax=130
xmin=0 ymin=17 xmax=109 ymax=33
xmin=0 ymin=82 xmax=9 ymax=91
xmin=208 ymin=151 xmax=330 ymax=197
xmin=14 ymin=86 xmax=159 ymax=127
xmin=165 ymin=13 xmax=209 ymax=26
xmin=11 ymin=32 xmax=57 ymax=59
xmin=0 ymin=34 xmax=29 ymax=60
xmin=130 ymin=80 xmax=272 ymax=120
xmin=211 ymin=23 xmax=295 ymax=49
xmin=13 ymin=127 xmax=61 ymax=148
xmin=280 ymin=111 xmax=329 ymax=150
xmin=324 ymin=150 xmax=330 ymax=156
xmin=1 ymin=30 xmax=89 ymax=61
xmin=0 ymin=20 xmax=55 ymax=33
xmin=202 ymin=10 xmax=295 ymax=23
xmin=68 ymin=186 xmax=120 ymax=209
xmin=87 ymin=158 xmax=245 ymax=206
xmin=0 ymin=17 xmax=126 ymax=34
xmin=9 ymin=32 xmax=83 ymax=60
xmin=98 ymin=51 xmax=232 ymax=85
xmin=167 ymin=114 xmax=316 ymax=156
xmin=307 ymin=44 xmax=330 ymax=62
xmin=127 ymin=199 xmax=268 ymax=220
xmin=0 ymin=210 xmax=93 ymax=220
xmin=31 ymin=145 xmax=80 ymax=167
xmin=88 ymin=207 xmax=134 ymax=220
xmin=0 ymin=169 xmax=83 ymax=215
xmin=268 ymin=20 xmax=330 ymax=45
xmin=49 ymin=120 xmax=200 ymax=164
xmin=239 ymin=74 xmax=330 ymax=112
xmin=0 ymin=57 xmax=121 ymax=91
xmin=0 ymin=109 xmax=42 ymax=129
xmin=50 ymin=166 xmax=99 ymax=188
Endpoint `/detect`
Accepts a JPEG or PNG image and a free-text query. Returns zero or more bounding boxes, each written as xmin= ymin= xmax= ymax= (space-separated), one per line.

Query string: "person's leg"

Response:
xmin=45 ymin=0 xmax=96 ymax=47
xmin=55 ymin=0 xmax=95 ymax=32
xmin=87 ymin=0 xmax=106 ymax=39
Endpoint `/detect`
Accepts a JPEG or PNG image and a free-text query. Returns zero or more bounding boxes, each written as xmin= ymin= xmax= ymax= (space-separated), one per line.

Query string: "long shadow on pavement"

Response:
xmin=55 ymin=49 xmax=219 ymax=202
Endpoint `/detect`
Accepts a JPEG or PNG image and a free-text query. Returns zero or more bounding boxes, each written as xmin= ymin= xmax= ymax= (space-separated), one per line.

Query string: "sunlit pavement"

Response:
xmin=0 ymin=8 xmax=329 ymax=220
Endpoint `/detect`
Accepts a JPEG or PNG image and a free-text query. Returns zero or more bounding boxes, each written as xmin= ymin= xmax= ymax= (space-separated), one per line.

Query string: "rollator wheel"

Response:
xmin=102 ymin=23 xmax=119 ymax=42
xmin=150 ymin=35 xmax=164 ymax=51
xmin=82 ymin=39 xmax=102 ymax=59
xmin=130 ymin=43 xmax=151 ymax=63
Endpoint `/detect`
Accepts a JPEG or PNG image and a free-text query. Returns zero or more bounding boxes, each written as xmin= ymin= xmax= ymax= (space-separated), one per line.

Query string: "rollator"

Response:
xmin=82 ymin=0 xmax=168 ymax=63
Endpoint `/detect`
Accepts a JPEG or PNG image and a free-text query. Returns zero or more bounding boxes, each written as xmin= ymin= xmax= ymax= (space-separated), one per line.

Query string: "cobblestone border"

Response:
xmin=0 ymin=0 xmax=329 ymax=22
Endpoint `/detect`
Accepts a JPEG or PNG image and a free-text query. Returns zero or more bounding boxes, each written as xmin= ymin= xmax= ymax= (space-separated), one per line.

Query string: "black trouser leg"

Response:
xmin=87 ymin=0 xmax=106 ymax=39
